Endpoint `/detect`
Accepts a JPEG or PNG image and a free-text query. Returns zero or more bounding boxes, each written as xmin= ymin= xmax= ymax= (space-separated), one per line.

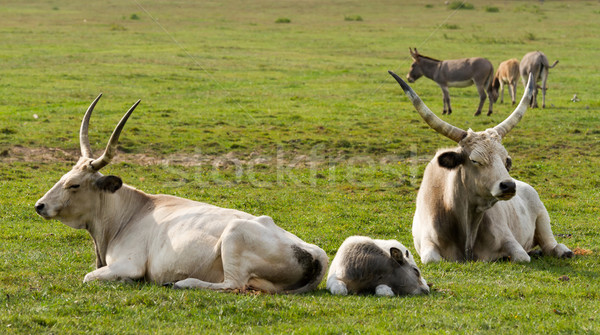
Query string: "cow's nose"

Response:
xmin=35 ymin=203 xmax=45 ymax=214
xmin=499 ymin=180 xmax=516 ymax=194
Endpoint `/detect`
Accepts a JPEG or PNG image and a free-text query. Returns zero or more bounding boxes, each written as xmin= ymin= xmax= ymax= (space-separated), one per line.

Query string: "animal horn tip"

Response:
xmin=129 ymin=99 xmax=142 ymax=110
xmin=388 ymin=71 xmax=411 ymax=92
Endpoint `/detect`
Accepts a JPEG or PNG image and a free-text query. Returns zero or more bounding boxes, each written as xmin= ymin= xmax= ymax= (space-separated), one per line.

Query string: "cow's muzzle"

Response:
xmin=35 ymin=202 xmax=50 ymax=219
xmin=496 ymin=180 xmax=516 ymax=200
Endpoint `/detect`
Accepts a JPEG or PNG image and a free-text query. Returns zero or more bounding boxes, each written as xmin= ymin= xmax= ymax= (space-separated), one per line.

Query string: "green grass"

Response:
xmin=1 ymin=0 xmax=600 ymax=333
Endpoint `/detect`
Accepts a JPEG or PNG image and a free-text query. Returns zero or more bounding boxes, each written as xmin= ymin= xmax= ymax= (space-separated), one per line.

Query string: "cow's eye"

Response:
xmin=413 ymin=267 xmax=421 ymax=277
xmin=506 ymin=157 xmax=512 ymax=171
xmin=68 ymin=184 xmax=80 ymax=190
xmin=470 ymin=159 xmax=479 ymax=165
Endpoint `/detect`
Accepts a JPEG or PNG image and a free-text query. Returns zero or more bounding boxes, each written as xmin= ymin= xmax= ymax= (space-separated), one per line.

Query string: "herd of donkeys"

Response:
xmin=34 ymin=54 xmax=571 ymax=297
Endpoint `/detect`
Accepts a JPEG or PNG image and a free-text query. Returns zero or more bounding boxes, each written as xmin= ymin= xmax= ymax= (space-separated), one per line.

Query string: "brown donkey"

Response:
xmin=491 ymin=58 xmax=520 ymax=105
xmin=406 ymin=48 xmax=494 ymax=116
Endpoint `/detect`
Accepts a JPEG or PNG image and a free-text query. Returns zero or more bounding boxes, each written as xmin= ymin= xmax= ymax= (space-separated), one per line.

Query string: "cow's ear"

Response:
xmin=390 ymin=248 xmax=406 ymax=265
xmin=95 ymin=175 xmax=123 ymax=193
xmin=438 ymin=151 xmax=465 ymax=169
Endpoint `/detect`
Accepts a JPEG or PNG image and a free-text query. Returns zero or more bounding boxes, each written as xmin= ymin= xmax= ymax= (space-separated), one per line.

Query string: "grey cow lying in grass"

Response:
xmin=326 ymin=236 xmax=430 ymax=296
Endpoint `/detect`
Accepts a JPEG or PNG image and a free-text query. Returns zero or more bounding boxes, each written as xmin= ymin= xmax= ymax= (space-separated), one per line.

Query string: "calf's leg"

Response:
xmin=326 ymin=276 xmax=349 ymax=295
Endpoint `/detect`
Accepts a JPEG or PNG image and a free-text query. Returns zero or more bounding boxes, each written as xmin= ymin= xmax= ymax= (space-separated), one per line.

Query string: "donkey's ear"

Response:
xmin=409 ymin=47 xmax=417 ymax=60
xmin=95 ymin=175 xmax=123 ymax=193
xmin=390 ymin=248 xmax=406 ymax=265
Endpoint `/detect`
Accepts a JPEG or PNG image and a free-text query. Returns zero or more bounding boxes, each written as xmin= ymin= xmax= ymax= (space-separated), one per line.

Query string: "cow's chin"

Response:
xmin=495 ymin=192 xmax=516 ymax=201
xmin=36 ymin=210 xmax=56 ymax=220
xmin=37 ymin=213 xmax=52 ymax=220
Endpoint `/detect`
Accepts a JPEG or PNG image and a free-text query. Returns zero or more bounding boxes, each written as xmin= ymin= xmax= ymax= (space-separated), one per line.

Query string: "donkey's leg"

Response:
xmin=475 ymin=84 xmax=486 ymax=116
xmin=441 ymin=86 xmax=451 ymax=115
xmin=510 ymin=81 xmax=517 ymax=105
xmin=529 ymin=69 xmax=540 ymax=108
xmin=486 ymin=83 xmax=494 ymax=116
xmin=541 ymin=68 xmax=549 ymax=108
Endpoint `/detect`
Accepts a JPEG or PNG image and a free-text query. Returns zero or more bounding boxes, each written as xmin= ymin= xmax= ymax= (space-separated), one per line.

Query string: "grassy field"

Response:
xmin=1 ymin=0 xmax=600 ymax=333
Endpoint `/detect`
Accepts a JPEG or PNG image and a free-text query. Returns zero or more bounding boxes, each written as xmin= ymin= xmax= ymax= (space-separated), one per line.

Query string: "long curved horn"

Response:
xmin=388 ymin=70 xmax=466 ymax=143
xmin=80 ymin=93 xmax=103 ymax=158
xmin=493 ymin=73 xmax=534 ymax=139
xmin=90 ymin=99 xmax=141 ymax=171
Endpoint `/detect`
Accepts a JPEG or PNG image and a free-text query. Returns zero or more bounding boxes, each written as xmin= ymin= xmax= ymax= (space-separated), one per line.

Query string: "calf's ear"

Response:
xmin=390 ymin=248 xmax=406 ymax=265
xmin=95 ymin=175 xmax=123 ymax=193
xmin=437 ymin=151 xmax=465 ymax=169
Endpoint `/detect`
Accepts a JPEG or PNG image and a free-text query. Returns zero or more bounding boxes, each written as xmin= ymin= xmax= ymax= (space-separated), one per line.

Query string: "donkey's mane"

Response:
xmin=416 ymin=54 xmax=442 ymax=62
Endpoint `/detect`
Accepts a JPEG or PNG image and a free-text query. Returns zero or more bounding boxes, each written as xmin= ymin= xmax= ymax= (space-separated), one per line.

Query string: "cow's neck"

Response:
xmin=418 ymin=57 xmax=441 ymax=81
xmin=86 ymin=184 xmax=151 ymax=268
xmin=451 ymin=170 xmax=497 ymax=260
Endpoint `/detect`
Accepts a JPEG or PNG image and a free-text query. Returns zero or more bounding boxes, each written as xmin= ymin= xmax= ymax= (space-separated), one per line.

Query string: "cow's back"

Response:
xmin=127 ymin=195 xmax=258 ymax=283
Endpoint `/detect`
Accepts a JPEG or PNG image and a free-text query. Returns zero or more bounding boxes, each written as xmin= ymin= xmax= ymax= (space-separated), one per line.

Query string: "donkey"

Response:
xmin=519 ymin=51 xmax=559 ymax=108
xmin=406 ymin=48 xmax=495 ymax=116
xmin=491 ymin=58 xmax=520 ymax=105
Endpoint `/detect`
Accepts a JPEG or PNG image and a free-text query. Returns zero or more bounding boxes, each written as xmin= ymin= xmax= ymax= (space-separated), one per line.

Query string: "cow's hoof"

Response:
xmin=442 ymin=110 xmax=447 ymax=115
xmin=420 ymin=251 xmax=442 ymax=264
xmin=487 ymin=111 xmax=493 ymax=116
xmin=528 ymin=249 xmax=543 ymax=259
xmin=162 ymin=282 xmax=175 ymax=288
xmin=474 ymin=111 xmax=481 ymax=116
xmin=554 ymin=244 xmax=573 ymax=258
xmin=510 ymin=252 xmax=531 ymax=263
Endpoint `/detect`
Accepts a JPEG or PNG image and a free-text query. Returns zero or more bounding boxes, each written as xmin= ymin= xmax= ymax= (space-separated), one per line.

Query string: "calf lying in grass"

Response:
xmin=326 ymin=236 xmax=429 ymax=296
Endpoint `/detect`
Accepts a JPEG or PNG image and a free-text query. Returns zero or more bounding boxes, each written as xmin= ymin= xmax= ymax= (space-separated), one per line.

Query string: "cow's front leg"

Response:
xmin=173 ymin=278 xmax=242 ymax=291
xmin=502 ymin=240 xmax=530 ymax=263
xmin=419 ymin=243 xmax=443 ymax=264
xmin=83 ymin=262 xmax=144 ymax=283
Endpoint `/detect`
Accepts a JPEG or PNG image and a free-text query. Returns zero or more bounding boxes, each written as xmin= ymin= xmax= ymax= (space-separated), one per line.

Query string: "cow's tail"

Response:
xmin=284 ymin=245 xmax=328 ymax=294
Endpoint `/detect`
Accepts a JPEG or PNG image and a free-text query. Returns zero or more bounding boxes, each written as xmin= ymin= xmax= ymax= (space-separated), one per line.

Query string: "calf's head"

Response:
xmin=389 ymin=70 xmax=534 ymax=203
xmin=386 ymin=247 xmax=430 ymax=295
xmin=35 ymin=94 xmax=140 ymax=228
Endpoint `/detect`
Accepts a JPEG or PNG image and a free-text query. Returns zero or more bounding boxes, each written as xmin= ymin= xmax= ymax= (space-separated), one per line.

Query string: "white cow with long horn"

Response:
xmin=388 ymin=71 xmax=573 ymax=263
xmin=35 ymin=94 xmax=328 ymax=292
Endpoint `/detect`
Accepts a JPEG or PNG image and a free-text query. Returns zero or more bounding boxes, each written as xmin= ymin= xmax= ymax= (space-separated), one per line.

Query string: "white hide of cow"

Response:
xmin=388 ymin=71 xmax=573 ymax=263
xmin=35 ymin=94 xmax=328 ymax=293
xmin=327 ymin=236 xmax=429 ymax=296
